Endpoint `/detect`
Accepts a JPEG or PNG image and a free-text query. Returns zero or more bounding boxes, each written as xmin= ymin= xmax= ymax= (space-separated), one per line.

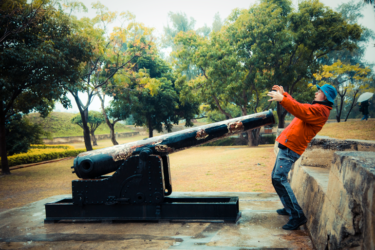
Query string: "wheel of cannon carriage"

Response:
xmin=153 ymin=192 xmax=163 ymax=204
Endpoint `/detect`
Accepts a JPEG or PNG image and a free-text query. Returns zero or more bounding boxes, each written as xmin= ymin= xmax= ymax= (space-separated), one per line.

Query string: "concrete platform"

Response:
xmin=0 ymin=192 xmax=313 ymax=249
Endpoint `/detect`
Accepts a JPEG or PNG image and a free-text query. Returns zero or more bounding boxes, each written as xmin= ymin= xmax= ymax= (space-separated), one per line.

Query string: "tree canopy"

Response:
xmin=174 ymin=0 xmax=364 ymax=134
xmin=0 ymin=0 xmax=92 ymax=174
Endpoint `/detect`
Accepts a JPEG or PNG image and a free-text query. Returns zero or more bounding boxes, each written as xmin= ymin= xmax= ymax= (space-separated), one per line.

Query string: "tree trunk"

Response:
xmin=0 ymin=108 xmax=10 ymax=175
xmin=91 ymin=131 xmax=98 ymax=146
xmin=344 ymin=92 xmax=359 ymax=122
xmin=246 ymin=131 xmax=254 ymax=147
xmin=277 ymin=103 xmax=287 ymax=128
xmin=148 ymin=117 xmax=153 ymax=138
xmin=72 ymin=92 xmax=93 ymax=151
xmin=336 ymin=96 xmax=344 ymax=123
xmin=247 ymin=128 xmax=261 ymax=147
xmin=80 ymin=109 xmax=93 ymax=151
xmin=99 ymin=93 xmax=118 ymax=145
xmin=109 ymin=123 xmax=118 ymax=145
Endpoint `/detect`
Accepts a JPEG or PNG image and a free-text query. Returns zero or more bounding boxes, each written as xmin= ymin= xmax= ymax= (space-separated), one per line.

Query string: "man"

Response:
xmin=359 ymin=100 xmax=370 ymax=121
xmin=267 ymin=84 xmax=337 ymax=230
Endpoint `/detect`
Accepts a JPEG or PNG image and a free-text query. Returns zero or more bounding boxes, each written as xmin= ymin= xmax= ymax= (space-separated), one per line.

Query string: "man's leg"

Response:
xmin=272 ymin=148 xmax=306 ymax=230
xmin=271 ymin=150 xmax=290 ymax=214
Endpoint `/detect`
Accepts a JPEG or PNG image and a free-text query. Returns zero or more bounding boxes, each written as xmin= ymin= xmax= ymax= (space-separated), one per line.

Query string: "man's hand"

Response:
xmin=272 ymin=85 xmax=284 ymax=94
xmin=267 ymin=85 xmax=284 ymax=102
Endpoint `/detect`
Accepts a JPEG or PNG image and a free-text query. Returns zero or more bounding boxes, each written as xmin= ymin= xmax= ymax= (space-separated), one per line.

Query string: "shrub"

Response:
xmin=0 ymin=147 xmax=85 ymax=167
xmin=201 ymin=137 xmax=246 ymax=146
xmin=30 ymin=144 xmax=74 ymax=150
xmin=260 ymin=134 xmax=276 ymax=144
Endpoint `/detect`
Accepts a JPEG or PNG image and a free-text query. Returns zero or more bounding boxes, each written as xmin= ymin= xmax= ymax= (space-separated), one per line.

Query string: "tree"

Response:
xmin=113 ymin=54 xmax=200 ymax=138
xmin=196 ymin=24 xmax=211 ymax=38
xmin=319 ymin=0 xmax=375 ymax=66
xmin=313 ymin=60 xmax=372 ymax=122
xmin=0 ymin=0 xmax=47 ymax=44
xmin=363 ymin=0 xmax=375 ymax=10
xmin=174 ymin=28 xmax=276 ymax=146
xmin=228 ymin=0 xmax=362 ymax=128
xmin=64 ymin=2 xmax=154 ymax=151
xmin=5 ymin=114 xmax=46 ymax=156
xmin=71 ymin=111 xmax=105 ymax=146
xmin=212 ymin=12 xmax=223 ymax=32
xmin=0 ymin=3 xmax=92 ymax=174
xmin=162 ymin=12 xmax=196 ymax=48
xmin=162 ymin=12 xmax=200 ymax=80
xmin=97 ymin=93 xmax=130 ymax=145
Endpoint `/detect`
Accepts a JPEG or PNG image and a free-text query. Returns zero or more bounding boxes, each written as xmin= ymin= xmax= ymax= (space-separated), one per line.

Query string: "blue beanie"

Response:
xmin=317 ymin=84 xmax=337 ymax=104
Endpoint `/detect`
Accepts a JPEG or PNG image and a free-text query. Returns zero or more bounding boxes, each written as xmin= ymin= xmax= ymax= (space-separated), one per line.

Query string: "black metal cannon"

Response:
xmin=45 ymin=110 xmax=275 ymax=223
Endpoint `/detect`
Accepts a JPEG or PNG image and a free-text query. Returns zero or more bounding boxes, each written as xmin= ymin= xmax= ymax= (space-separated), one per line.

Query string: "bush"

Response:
xmin=260 ymin=134 xmax=276 ymax=144
xmin=201 ymin=137 xmax=247 ymax=146
xmin=6 ymin=114 xmax=48 ymax=156
xmin=30 ymin=144 xmax=74 ymax=150
xmin=0 ymin=147 xmax=85 ymax=167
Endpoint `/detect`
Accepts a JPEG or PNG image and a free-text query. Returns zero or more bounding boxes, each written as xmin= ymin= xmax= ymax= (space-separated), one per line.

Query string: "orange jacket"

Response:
xmin=276 ymin=92 xmax=332 ymax=155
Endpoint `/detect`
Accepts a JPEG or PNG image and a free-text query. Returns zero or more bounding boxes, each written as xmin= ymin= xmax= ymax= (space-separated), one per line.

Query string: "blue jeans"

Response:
xmin=361 ymin=114 xmax=369 ymax=121
xmin=272 ymin=148 xmax=304 ymax=219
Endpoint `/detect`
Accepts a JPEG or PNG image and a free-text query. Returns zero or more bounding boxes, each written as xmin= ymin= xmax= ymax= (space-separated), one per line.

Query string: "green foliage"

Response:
xmin=112 ymin=53 xmax=200 ymax=137
xmin=174 ymin=0 xmax=363 ymax=130
xmin=0 ymin=3 xmax=92 ymax=118
xmin=71 ymin=111 xmax=105 ymax=131
xmin=205 ymin=104 xmax=242 ymax=122
xmin=314 ymin=60 xmax=372 ymax=122
xmin=319 ymin=0 xmax=374 ymax=66
xmin=162 ymin=12 xmax=196 ymax=48
xmin=5 ymin=114 xmax=47 ymax=156
xmin=30 ymin=144 xmax=73 ymax=149
xmin=64 ymin=2 xmax=154 ymax=150
xmin=0 ymin=0 xmax=93 ymax=173
xmin=261 ymin=134 xmax=276 ymax=144
xmin=212 ymin=13 xmax=223 ymax=32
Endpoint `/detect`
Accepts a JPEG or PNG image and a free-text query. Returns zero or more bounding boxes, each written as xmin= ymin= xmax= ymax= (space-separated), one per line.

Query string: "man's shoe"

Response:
xmin=282 ymin=215 xmax=307 ymax=230
xmin=276 ymin=208 xmax=289 ymax=216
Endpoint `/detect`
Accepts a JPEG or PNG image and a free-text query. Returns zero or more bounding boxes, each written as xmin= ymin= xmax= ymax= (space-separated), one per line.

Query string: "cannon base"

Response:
xmin=45 ymin=197 xmax=240 ymax=223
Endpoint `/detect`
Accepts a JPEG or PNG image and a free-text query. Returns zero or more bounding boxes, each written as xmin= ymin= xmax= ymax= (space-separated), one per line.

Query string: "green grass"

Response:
xmin=26 ymin=112 xmax=134 ymax=137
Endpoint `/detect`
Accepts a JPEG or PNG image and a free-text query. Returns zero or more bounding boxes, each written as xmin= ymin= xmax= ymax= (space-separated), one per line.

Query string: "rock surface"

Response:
xmin=0 ymin=192 xmax=313 ymax=250
xmin=289 ymin=145 xmax=375 ymax=249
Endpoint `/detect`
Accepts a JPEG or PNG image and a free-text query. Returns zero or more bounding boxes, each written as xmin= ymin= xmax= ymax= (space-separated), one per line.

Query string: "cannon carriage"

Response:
xmin=45 ymin=110 xmax=275 ymax=223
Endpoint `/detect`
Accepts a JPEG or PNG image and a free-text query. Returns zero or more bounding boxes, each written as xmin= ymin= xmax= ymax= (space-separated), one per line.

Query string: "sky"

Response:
xmin=53 ymin=0 xmax=375 ymax=113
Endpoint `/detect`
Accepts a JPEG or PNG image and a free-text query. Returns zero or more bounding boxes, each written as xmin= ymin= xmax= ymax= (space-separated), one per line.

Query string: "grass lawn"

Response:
xmin=26 ymin=112 xmax=134 ymax=137
xmin=317 ymin=119 xmax=375 ymax=140
xmin=0 ymin=143 xmax=276 ymax=212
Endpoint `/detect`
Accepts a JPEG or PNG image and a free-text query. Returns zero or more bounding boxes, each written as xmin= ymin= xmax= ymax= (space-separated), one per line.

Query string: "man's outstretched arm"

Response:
xmin=267 ymin=85 xmax=328 ymax=125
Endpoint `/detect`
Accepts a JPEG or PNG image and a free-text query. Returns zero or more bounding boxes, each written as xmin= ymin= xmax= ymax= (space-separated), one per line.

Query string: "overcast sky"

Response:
xmin=54 ymin=0 xmax=375 ymax=113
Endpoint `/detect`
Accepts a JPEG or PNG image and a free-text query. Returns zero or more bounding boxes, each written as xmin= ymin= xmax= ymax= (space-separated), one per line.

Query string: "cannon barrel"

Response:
xmin=72 ymin=110 xmax=275 ymax=178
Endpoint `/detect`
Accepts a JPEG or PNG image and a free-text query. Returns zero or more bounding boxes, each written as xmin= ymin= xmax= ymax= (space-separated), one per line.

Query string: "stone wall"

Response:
xmin=42 ymin=132 xmax=140 ymax=144
xmin=274 ymin=130 xmax=375 ymax=250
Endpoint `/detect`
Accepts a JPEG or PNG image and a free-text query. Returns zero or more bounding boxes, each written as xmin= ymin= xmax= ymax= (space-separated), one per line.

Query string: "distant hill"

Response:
xmin=26 ymin=112 xmax=134 ymax=138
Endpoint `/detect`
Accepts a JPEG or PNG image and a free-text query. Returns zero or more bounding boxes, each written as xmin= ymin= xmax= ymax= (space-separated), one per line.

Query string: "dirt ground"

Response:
xmin=0 ymin=145 xmax=276 ymax=212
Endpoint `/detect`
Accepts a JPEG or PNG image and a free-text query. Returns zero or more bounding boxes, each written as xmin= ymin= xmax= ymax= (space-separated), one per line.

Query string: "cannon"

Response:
xmin=45 ymin=110 xmax=275 ymax=223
